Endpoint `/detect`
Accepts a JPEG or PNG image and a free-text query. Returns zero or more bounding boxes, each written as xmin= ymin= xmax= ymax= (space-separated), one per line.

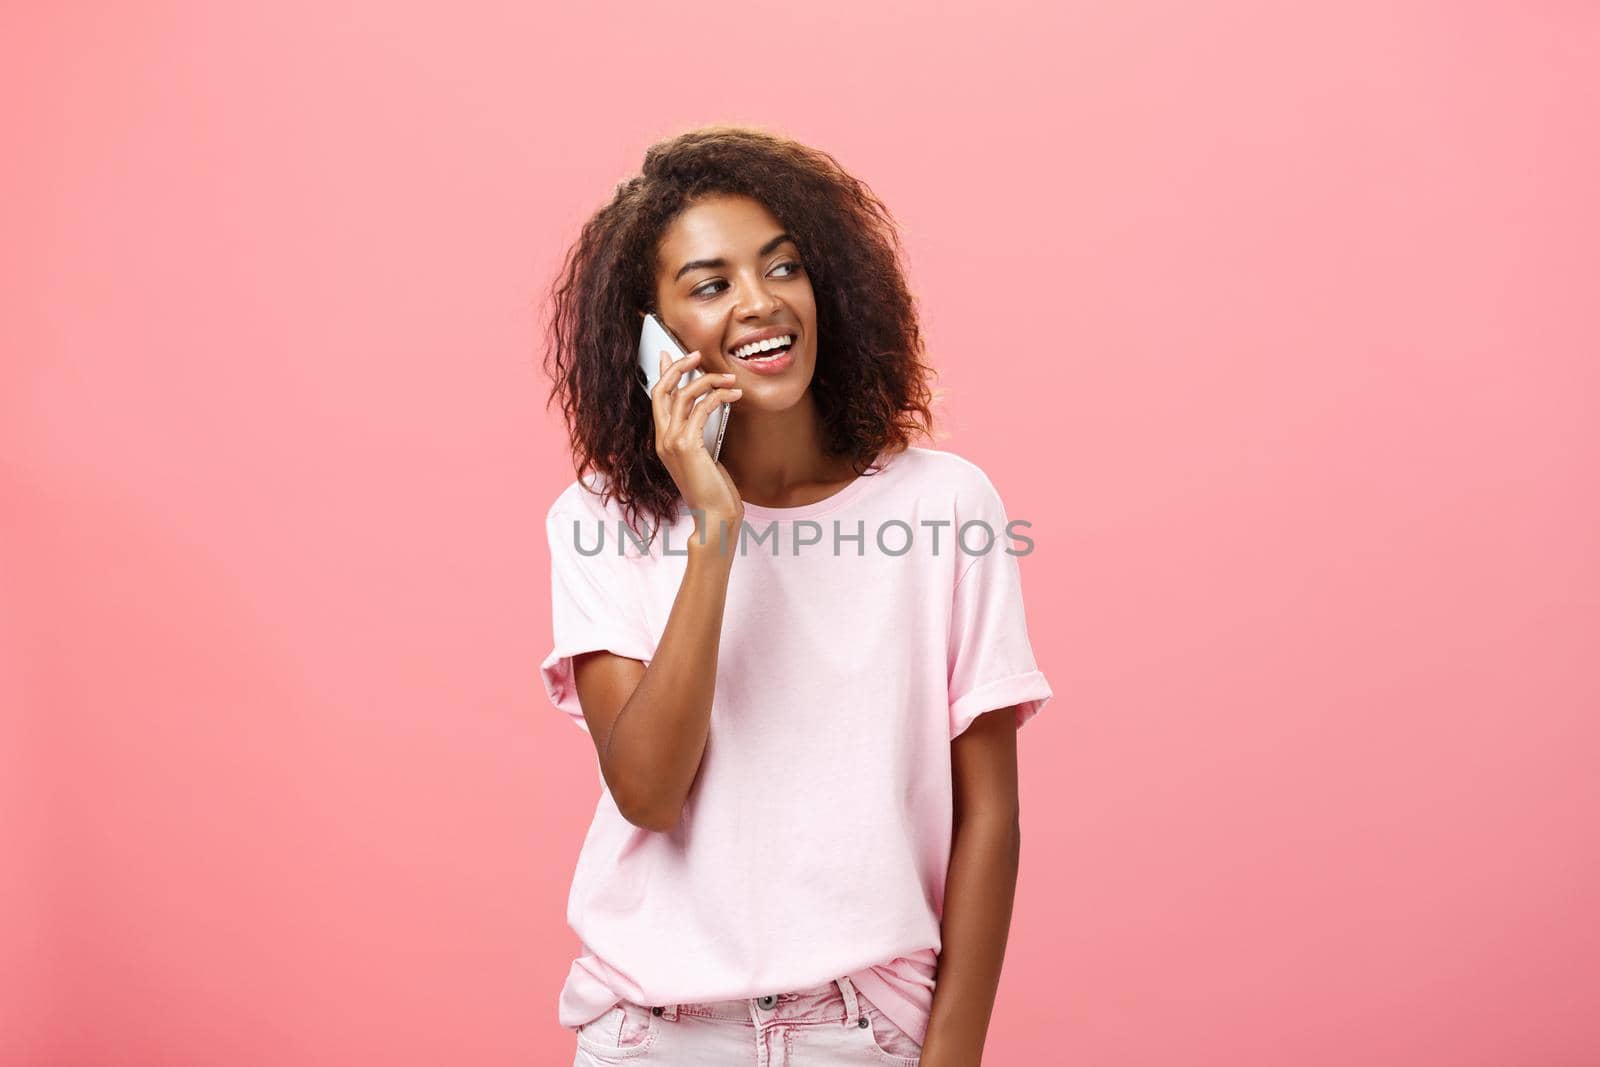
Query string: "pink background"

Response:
xmin=5 ymin=3 xmax=1596 ymax=1064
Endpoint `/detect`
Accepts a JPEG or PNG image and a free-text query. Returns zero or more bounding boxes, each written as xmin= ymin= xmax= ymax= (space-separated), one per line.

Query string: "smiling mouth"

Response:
xmin=731 ymin=336 xmax=797 ymax=362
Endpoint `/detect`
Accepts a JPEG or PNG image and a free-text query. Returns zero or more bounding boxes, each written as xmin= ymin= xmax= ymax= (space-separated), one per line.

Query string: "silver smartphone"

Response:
xmin=637 ymin=312 xmax=731 ymax=463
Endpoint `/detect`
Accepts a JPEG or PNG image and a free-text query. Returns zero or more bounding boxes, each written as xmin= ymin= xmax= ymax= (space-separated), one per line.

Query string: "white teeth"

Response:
xmin=733 ymin=334 xmax=794 ymax=359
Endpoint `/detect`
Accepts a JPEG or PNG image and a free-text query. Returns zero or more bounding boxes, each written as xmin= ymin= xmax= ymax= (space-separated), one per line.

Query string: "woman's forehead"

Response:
xmin=660 ymin=196 xmax=784 ymax=256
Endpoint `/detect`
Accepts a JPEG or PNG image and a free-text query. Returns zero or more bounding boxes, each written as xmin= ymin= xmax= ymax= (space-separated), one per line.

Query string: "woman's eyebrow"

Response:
xmin=674 ymin=233 xmax=796 ymax=282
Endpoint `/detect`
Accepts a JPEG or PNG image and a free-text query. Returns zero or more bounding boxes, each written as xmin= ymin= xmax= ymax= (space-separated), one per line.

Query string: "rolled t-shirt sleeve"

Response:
xmin=946 ymin=480 xmax=1054 ymax=741
xmin=539 ymin=505 xmax=655 ymax=733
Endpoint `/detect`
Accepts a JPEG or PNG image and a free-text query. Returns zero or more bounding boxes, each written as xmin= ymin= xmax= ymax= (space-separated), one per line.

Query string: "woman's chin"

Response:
xmin=742 ymin=385 xmax=810 ymax=413
xmin=729 ymin=368 xmax=813 ymax=410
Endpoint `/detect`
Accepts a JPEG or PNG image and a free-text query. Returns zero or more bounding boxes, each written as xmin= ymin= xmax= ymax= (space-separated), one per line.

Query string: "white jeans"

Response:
xmin=571 ymin=975 xmax=922 ymax=1066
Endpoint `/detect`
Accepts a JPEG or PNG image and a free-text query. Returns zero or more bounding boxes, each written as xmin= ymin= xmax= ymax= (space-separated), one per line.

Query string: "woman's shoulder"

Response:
xmin=545 ymin=468 xmax=630 ymax=526
xmin=891 ymin=445 xmax=1005 ymax=505
xmin=545 ymin=470 xmax=671 ymax=567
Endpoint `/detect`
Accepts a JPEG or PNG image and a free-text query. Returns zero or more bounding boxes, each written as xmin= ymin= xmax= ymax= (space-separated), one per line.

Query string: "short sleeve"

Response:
xmin=539 ymin=504 xmax=655 ymax=733
xmin=946 ymin=479 xmax=1054 ymax=741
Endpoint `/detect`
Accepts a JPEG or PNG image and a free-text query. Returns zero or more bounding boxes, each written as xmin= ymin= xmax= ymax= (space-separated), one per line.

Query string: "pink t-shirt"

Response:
xmin=539 ymin=445 xmax=1053 ymax=1047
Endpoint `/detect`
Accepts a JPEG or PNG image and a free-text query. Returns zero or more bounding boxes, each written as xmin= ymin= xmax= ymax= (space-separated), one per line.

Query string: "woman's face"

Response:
xmin=648 ymin=194 xmax=817 ymax=412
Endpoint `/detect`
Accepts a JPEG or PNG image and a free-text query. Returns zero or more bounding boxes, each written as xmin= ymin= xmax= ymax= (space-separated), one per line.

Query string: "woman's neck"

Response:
xmin=719 ymin=395 xmax=856 ymax=507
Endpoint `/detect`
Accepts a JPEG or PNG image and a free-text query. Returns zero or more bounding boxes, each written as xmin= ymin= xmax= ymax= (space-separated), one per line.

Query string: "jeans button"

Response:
xmin=756 ymin=995 xmax=778 ymax=1010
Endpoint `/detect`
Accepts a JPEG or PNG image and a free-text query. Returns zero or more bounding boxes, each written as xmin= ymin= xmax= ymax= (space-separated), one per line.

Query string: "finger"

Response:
xmin=667 ymin=362 xmax=725 ymax=422
xmin=652 ymin=348 xmax=686 ymax=401
xmin=673 ymin=370 xmax=737 ymax=425
xmin=651 ymin=351 xmax=697 ymax=435
xmin=652 ymin=349 xmax=701 ymax=403
xmin=686 ymin=386 xmax=742 ymax=445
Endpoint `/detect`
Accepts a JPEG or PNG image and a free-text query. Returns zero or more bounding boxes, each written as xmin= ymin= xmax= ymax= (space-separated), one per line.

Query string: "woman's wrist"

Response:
xmin=687 ymin=510 xmax=742 ymax=560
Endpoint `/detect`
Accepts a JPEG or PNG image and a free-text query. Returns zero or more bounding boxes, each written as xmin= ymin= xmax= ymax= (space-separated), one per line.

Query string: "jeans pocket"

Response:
xmin=574 ymin=1001 xmax=658 ymax=1060
xmin=857 ymin=994 xmax=922 ymax=1062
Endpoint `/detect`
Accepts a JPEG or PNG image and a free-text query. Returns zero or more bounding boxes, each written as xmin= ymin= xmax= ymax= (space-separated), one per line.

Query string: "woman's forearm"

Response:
xmin=605 ymin=531 xmax=736 ymax=830
xmin=921 ymin=812 xmax=1022 ymax=1065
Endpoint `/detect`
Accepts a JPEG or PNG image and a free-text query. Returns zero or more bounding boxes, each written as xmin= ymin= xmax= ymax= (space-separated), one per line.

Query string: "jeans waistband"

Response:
xmin=654 ymin=976 xmax=862 ymax=1028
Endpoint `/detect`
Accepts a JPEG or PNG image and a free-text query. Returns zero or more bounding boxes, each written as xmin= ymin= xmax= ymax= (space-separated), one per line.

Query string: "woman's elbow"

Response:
xmin=612 ymin=783 xmax=683 ymax=833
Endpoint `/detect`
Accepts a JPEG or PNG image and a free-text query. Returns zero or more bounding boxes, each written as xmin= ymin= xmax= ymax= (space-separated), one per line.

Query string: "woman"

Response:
xmin=539 ymin=125 xmax=1053 ymax=1066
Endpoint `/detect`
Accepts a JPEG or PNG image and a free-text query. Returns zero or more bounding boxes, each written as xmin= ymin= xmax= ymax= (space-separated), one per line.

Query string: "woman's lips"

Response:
xmin=732 ymin=344 xmax=795 ymax=376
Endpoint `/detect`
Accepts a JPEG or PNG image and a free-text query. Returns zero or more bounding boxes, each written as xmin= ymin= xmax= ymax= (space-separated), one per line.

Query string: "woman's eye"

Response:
xmin=691 ymin=262 xmax=804 ymax=299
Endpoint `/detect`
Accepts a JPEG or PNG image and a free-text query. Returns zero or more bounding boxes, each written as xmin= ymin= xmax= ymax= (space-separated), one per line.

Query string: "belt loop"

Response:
xmin=657 ymin=1002 xmax=679 ymax=1021
xmin=834 ymin=976 xmax=861 ymax=1027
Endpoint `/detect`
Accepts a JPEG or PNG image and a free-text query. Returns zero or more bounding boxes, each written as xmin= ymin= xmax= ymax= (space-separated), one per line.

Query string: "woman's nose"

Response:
xmin=734 ymin=277 xmax=781 ymax=317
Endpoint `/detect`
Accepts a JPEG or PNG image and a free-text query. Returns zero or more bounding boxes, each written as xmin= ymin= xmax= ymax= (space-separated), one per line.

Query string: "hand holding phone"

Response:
xmin=638 ymin=313 xmax=745 ymax=542
xmin=638 ymin=313 xmax=733 ymax=461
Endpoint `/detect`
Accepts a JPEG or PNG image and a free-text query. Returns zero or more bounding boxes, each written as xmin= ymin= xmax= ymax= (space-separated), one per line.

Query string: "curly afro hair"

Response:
xmin=540 ymin=124 xmax=943 ymax=540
